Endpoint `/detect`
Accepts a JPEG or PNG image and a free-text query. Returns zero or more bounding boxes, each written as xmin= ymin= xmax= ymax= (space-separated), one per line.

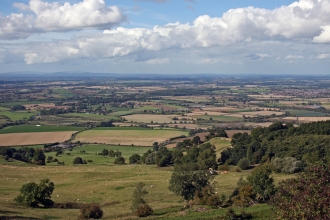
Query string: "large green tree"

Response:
xmin=15 ymin=179 xmax=54 ymax=208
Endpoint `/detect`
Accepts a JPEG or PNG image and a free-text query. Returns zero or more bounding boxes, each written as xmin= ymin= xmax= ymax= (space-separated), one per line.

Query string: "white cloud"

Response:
xmin=2 ymin=0 xmax=330 ymax=65
xmin=285 ymin=55 xmax=304 ymax=59
xmin=315 ymin=53 xmax=330 ymax=59
xmin=0 ymin=0 xmax=126 ymax=39
xmin=145 ymin=58 xmax=169 ymax=64
xmin=313 ymin=25 xmax=330 ymax=43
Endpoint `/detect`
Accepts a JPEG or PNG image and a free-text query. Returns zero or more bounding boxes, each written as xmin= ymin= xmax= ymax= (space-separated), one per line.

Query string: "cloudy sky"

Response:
xmin=0 ymin=0 xmax=330 ymax=74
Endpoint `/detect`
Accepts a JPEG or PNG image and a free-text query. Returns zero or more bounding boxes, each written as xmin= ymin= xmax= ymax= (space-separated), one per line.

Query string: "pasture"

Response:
xmin=0 ymin=125 xmax=83 ymax=134
xmin=0 ymin=131 xmax=76 ymax=146
xmin=0 ymin=155 xmax=292 ymax=220
xmin=74 ymin=127 xmax=188 ymax=146
xmin=0 ymin=111 xmax=36 ymax=121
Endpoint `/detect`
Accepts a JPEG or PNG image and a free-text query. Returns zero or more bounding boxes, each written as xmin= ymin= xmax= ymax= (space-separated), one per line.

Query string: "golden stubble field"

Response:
xmin=0 ymin=131 xmax=76 ymax=146
xmin=74 ymin=129 xmax=188 ymax=146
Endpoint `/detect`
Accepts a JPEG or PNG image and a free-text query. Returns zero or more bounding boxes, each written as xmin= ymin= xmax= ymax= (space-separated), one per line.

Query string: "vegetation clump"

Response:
xmin=79 ymin=204 xmax=103 ymax=219
xmin=131 ymin=182 xmax=153 ymax=217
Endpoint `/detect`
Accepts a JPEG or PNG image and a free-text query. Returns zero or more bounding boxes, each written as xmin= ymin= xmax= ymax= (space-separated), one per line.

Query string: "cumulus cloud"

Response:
xmin=0 ymin=0 xmax=126 ymax=39
xmin=3 ymin=0 xmax=330 ymax=64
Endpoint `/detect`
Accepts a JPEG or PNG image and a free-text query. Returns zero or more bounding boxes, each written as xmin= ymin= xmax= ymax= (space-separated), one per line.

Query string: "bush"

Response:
xmin=135 ymin=204 xmax=153 ymax=217
xmin=237 ymin=158 xmax=250 ymax=170
xmin=206 ymin=194 xmax=222 ymax=208
xmin=73 ymin=157 xmax=83 ymax=164
xmin=114 ymin=156 xmax=125 ymax=165
xmin=80 ymin=204 xmax=103 ymax=219
xmin=129 ymin=154 xmax=141 ymax=164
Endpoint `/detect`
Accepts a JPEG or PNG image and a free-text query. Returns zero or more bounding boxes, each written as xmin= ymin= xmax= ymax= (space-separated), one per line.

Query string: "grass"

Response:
xmin=206 ymin=138 xmax=231 ymax=160
xmin=0 ymin=125 xmax=83 ymax=134
xmin=0 ymin=156 xmax=291 ymax=219
xmin=92 ymin=127 xmax=153 ymax=130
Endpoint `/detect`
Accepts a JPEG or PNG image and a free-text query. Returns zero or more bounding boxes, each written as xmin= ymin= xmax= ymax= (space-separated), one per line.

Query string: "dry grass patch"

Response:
xmin=0 ymin=131 xmax=76 ymax=146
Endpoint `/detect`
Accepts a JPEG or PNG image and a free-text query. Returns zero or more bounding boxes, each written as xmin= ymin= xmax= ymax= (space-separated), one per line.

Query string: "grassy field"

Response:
xmin=0 ymin=111 xmax=36 ymax=121
xmin=123 ymin=114 xmax=181 ymax=124
xmin=194 ymin=115 xmax=243 ymax=122
xmin=63 ymin=113 xmax=120 ymax=121
xmin=205 ymin=138 xmax=231 ymax=160
xmin=74 ymin=128 xmax=188 ymax=146
xmin=0 ymin=125 xmax=83 ymax=134
xmin=0 ymin=153 xmax=292 ymax=220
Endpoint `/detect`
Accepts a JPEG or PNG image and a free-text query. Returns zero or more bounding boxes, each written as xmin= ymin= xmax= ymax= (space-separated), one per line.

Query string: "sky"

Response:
xmin=0 ymin=0 xmax=330 ymax=75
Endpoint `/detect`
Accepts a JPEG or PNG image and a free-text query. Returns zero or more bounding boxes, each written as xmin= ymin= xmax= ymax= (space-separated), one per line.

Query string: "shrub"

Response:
xmin=206 ymin=194 xmax=222 ymax=208
xmin=136 ymin=204 xmax=153 ymax=217
xmin=272 ymin=157 xmax=302 ymax=174
xmin=237 ymin=158 xmax=250 ymax=170
xmin=80 ymin=204 xmax=103 ymax=219
xmin=114 ymin=156 xmax=125 ymax=164
xmin=129 ymin=154 xmax=141 ymax=164
xmin=271 ymin=162 xmax=330 ymax=220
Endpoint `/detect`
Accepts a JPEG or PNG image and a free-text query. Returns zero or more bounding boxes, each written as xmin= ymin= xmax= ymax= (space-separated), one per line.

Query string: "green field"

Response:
xmin=0 ymin=111 xmax=36 ymax=121
xmin=286 ymin=109 xmax=327 ymax=117
xmin=206 ymin=138 xmax=231 ymax=159
xmin=0 ymin=125 xmax=83 ymax=134
xmin=45 ymin=144 xmax=152 ymax=166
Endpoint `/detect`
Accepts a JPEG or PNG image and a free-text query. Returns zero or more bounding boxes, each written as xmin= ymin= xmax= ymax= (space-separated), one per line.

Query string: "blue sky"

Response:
xmin=0 ymin=0 xmax=330 ymax=74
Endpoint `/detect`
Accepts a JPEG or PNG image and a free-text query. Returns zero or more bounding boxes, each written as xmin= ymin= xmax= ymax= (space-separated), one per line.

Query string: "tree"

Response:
xmin=15 ymin=179 xmax=54 ymax=208
xmin=247 ymin=165 xmax=275 ymax=202
xmin=169 ymin=164 xmax=215 ymax=200
xmin=73 ymin=157 xmax=83 ymax=164
xmin=131 ymin=182 xmax=153 ymax=217
xmin=101 ymin=149 xmax=109 ymax=157
xmin=271 ymin=162 xmax=330 ymax=220
xmin=192 ymin=136 xmax=201 ymax=145
xmin=152 ymin=142 xmax=159 ymax=152
xmin=33 ymin=149 xmax=46 ymax=165
xmin=129 ymin=154 xmax=141 ymax=164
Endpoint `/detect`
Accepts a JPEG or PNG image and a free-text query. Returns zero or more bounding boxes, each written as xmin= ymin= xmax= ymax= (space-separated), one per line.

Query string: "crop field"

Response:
xmin=283 ymin=117 xmax=330 ymax=122
xmin=236 ymin=111 xmax=284 ymax=116
xmin=0 ymin=131 xmax=76 ymax=146
xmin=194 ymin=115 xmax=243 ymax=122
xmin=74 ymin=128 xmax=188 ymax=146
xmin=123 ymin=114 xmax=181 ymax=123
xmin=0 ymin=125 xmax=83 ymax=134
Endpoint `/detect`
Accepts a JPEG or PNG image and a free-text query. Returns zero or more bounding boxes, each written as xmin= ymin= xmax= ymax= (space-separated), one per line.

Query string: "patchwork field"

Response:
xmin=0 ymin=131 xmax=76 ymax=146
xmin=74 ymin=127 xmax=188 ymax=146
